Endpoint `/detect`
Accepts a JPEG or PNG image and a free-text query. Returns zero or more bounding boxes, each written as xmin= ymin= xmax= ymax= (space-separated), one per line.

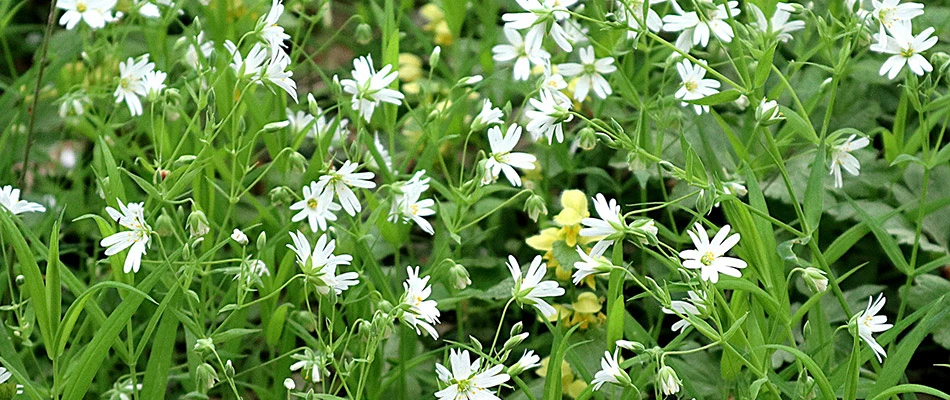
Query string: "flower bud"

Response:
xmin=459 ymin=75 xmax=483 ymax=86
xmin=174 ymin=155 xmax=197 ymax=167
xmin=284 ymin=377 xmax=296 ymax=390
xmin=755 ymin=98 xmax=785 ymax=126
xmin=269 ymin=186 xmax=295 ymax=206
xmin=288 ymin=151 xmax=308 ymax=173
xmin=734 ymin=94 xmax=750 ymax=110
xmin=187 ymin=210 xmax=210 ymax=238
xmin=502 ymin=332 xmax=529 ymax=352
xmin=231 ymin=229 xmax=249 ymax=246
xmin=628 ymin=218 xmax=658 ymax=246
xmin=355 ymin=23 xmax=373 ymax=45
xmin=15 ymin=275 xmax=25 ymax=286
xmin=262 ymin=120 xmax=290 ymax=132
xmin=256 ymin=231 xmax=267 ymax=253
xmin=510 ymin=321 xmax=524 ymax=337
xmin=194 ymin=337 xmax=215 ymax=354
xmin=931 ymin=52 xmax=950 ymax=76
xmin=223 ymin=359 xmax=235 ymax=378
xmin=656 ymin=365 xmax=682 ymax=396
xmin=616 ymin=340 xmax=645 ymax=351
xmin=307 ymin=93 xmax=320 ymax=116
xmin=448 ymin=262 xmax=471 ymax=290
xmin=195 ymin=363 xmax=218 ymax=391
xmin=802 ymin=267 xmax=828 ymax=294
xmin=430 ymin=46 xmax=441 ymax=69
xmin=523 ymin=193 xmax=548 ymax=222
xmin=508 ymin=350 xmax=540 ymax=376
xmin=155 ymin=213 xmax=175 ymax=237
xmin=577 ymin=126 xmax=598 ymax=151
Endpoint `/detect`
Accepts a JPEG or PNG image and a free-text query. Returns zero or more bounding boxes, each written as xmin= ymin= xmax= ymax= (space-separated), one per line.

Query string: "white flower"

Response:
xmin=472 ymin=99 xmax=504 ymax=130
xmin=854 ymin=293 xmax=893 ymax=362
xmin=287 ymin=231 xmax=357 ymax=295
xmin=389 ymin=173 xmax=436 ymax=235
xmin=183 ymin=31 xmax=214 ymax=69
xmin=675 ymin=59 xmax=721 ymax=115
xmin=401 ymin=266 xmax=441 ymax=339
xmin=142 ymin=70 xmax=166 ymax=99
xmin=57 ymin=0 xmax=116 ymax=30
xmin=749 ymin=3 xmax=805 ymax=43
xmin=755 ymin=98 xmax=784 ymax=124
xmin=557 ymin=46 xmax=616 ymax=101
xmin=592 ymin=349 xmax=630 ymax=391
xmin=262 ymin=50 xmax=298 ymax=102
xmin=100 ymin=200 xmax=151 ymax=273
xmin=617 ymin=0 xmax=665 ymax=41
xmin=231 ymin=228 xmax=249 ymax=245
xmin=656 ymin=365 xmax=681 ymax=396
xmin=525 ymin=89 xmax=573 ymax=144
xmin=662 ymin=290 xmax=706 ymax=332
xmin=114 ymin=56 xmax=157 ymax=116
xmin=871 ymin=0 xmax=924 ymax=30
xmin=0 ymin=185 xmax=46 ymax=215
xmin=290 ymin=348 xmax=330 ymax=383
xmin=316 ymin=160 xmax=376 ymax=216
xmin=871 ymin=24 xmax=937 ymax=79
xmin=501 ymin=0 xmax=580 ymax=52
xmin=366 ymin=132 xmax=394 ymax=172
xmin=679 ymin=223 xmax=747 ymax=283
xmin=234 ymin=259 xmax=269 ymax=285
xmin=572 ymin=246 xmax=612 ymax=285
xmin=829 ymin=134 xmax=871 ymax=188
xmin=435 ymin=349 xmax=510 ymax=400
xmin=340 ymin=54 xmax=404 ymax=122
xmin=483 ymin=124 xmax=537 ymax=187
xmin=224 ymin=41 xmax=268 ymax=80
xmin=286 ymin=108 xmax=317 ymax=137
xmin=580 ymin=193 xmax=626 ymax=255
xmin=491 ymin=28 xmax=550 ymax=81
xmin=508 ymin=255 xmax=564 ymax=317
xmin=290 ymin=182 xmax=341 ymax=232
xmin=257 ymin=0 xmax=290 ymax=54
xmin=509 ymin=350 xmax=541 ymax=375
xmin=662 ymin=1 xmax=740 ymax=50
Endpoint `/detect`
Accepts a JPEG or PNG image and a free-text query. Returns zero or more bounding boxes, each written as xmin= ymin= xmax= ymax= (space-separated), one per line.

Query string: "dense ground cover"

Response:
xmin=1 ymin=0 xmax=950 ymax=398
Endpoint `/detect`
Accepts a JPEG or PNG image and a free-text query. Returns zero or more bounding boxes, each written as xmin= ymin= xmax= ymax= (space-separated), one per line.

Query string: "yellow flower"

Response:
xmin=554 ymin=190 xmax=589 ymax=226
xmin=420 ymin=3 xmax=454 ymax=46
xmin=398 ymin=53 xmax=423 ymax=83
xmin=527 ymin=227 xmax=559 ymax=252
xmin=537 ymin=357 xmax=588 ymax=398
xmin=569 ymin=292 xmax=607 ymax=329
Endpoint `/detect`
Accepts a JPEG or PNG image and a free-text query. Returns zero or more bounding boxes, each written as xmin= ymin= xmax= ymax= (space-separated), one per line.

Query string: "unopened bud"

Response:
xmin=288 ymin=151 xmax=308 ymax=173
xmin=256 ymin=231 xmax=267 ymax=253
xmin=448 ymin=263 xmax=471 ymax=290
xmin=155 ymin=213 xmax=175 ymax=237
xmin=616 ymin=340 xmax=645 ymax=351
xmin=459 ymin=75 xmax=483 ymax=86
xmin=510 ymin=321 xmax=524 ymax=337
xmin=523 ymin=193 xmax=548 ymax=222
xmin=735 ymin=94 xmax=750 ymax=110
xmin=231 ymin=229 xmax=249 ymax=246
xmin=802 ymin=267 xmax=828 ymax=293
xmin=502 ymin=332 xmax=529 ymax=351
xmin=430 ymin=46 xmax=441 ymax=69
xmin=195 ymin=363 xmax=218 ymax=391
xmin=262 ymin=120 xmax=290 ymax=132
xmin=656 ymin=365 xmax=682 ymax=396
xmin=269 ymin=186 xmax=295 ymax=206
xmin=194 ymin=337 xmax=215 ymax=354
xmin=355 ymin=23 xmax=373 ymax=45
xmin=283 ymin=378 xmax=296 ymax=390
xmin=174 ymin=155 xmax=197 ymax=167
xmin=15 ymin=275 xmax=25 ymax=286
xmin=187 ymin=209 xmax=210 ymax=238
xmin=577 ymin=126 xmax=598 ymax=151
xmin=931 ymin=52 xmax=950 ymax=76
xmin=223 ymin=359 xmax=235 ymax=378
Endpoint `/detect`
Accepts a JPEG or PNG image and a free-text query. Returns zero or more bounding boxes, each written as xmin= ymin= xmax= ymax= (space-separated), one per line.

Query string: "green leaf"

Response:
xmin=762 ymin=345 xmax=835 ymax=398
xmin=754 ymin=46 xmax=776 ymax=88
xmin=0 ymin=211 xmax=52 ymax=358
xmin=142 ymin=298 xmax=180 ymax=400
xmin=844 ymin=196 xmax=911 ymax=275
xmin=46 ymin=214 xmax=63 ymax=357
xmin=780 ymin=106 xmax=819 ymax=144
xmin=266 ymin=303 xmax=291 ymax=347
xmin=803 ymin=149 xmax=826 ymax=233
xmin=870 ymin=296 xmax=950 ymax=396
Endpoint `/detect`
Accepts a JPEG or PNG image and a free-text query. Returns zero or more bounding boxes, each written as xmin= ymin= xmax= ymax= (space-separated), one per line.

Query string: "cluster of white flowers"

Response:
xmin=388 ymin=170 xmax=437 ymax=235
xmin=867 ymin=1 xmax=936 ymax=79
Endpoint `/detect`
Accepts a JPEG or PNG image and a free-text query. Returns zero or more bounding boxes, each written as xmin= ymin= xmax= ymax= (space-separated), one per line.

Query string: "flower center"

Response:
xmin=409 ymin=204 xmax=419 ymax=216
xmin=120 ymin=78 xmax=130 ymax=89
xmin=76 ymin=2 xmax=87 ymax=12
xmin=584 ymin=63 xmax=597 ymax=75
xmin=685 ymin=81 xmax=698 ymax=91
xmin=900 ymin=47 xmax=915 ymax=58
xmin=700 ymin=251 xmax=716 ymax=266
xmin=307 ymin=198 xmax=318 ymax=209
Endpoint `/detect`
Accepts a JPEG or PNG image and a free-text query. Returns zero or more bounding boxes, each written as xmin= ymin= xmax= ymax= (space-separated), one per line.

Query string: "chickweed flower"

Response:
xmin=492 ymin=28 xmax=551 ymax=81
xmin=580 ymin=193 xmax=626 ymax=255
xmin=57 ymin=0 xmax=116 ymax=30
xmin=871 ymin=23 xmax=938 ymax=79
xmin=508 ymin=350 xmax=541 ymax=376
xmin=572 ymin=246 xmax=612 ymax=285
xmin=115 ymin=56 xmax=161 ymax=117
xmin=0 ymin=185 xmax=47 ymax=215
xmin=262 ymin=51 xmax=298 ymax=102
xmin=231 ymin=229 xmax=249 ymax=245
xmin=829 ymin=134 xmax=871 ymax=189
xmin=749 ymin=3 xmax=805 ymax=43
xmin=850 ymin=294 xmax=893 ymax=362
xmin=341 ymin=54 xmax=404 ymax=122
xmin=483 ymin=124 xmax=537 ymax=187
xmin=183 ymin=31 xmax=213 ymax=70
xmin=656 ymin=365 xmax=682 ymax=396
xmin=257 ymin=0 xmax=290 ymax=54
xmin=662 ymin=290 xmax=707 ymax=332
xmin=616 ymin=0 xmax=665 ymax=41
xmin=472 ymin=99 xmax=504 ymax=131
xmin=802 ymin=267 xmax=829 ymax=294
xmin=435 ymin=349 xmax=510 ymax=400
xmin=501 ymin=0 xmax=580 ymax=52
xmin=290 ymin=182 xmax=341 ymax=232
xmin=525 ymin=89 xmax=574 ymax=144
xmin=389 ymin=172 xmax=436 ymax=235
xmin=557 ymin=46 xmax=616 ymax=101
xmin=871 ymin=0 xmax=924 ymax=30
xmin=755 ymin=98 xmax=785 ymax=125
xmin=101 ymin=200 xmax=152 ymax=274
xmin=224 ymin=41 xmax=268 ymax=80
xmin=287 ymin=231 xmax=358 ymax=296
xmin=679 ymin=223 xmax=747 ymax=284
xmin=290 ymin=347 xmax=330 ymax=383
xmin=675 ymin=59 xmax=721 ymax=115
xmin=400 ymin=266 xmax=441 ymax=339
xmin=662 ymin=1 xmax=740 ymax=50
xmin=315 ymin=160 xmax=376 ymax=216
xmin=592 ymin=349 xmax=631 ymax=391
xmin=508 ymin=254 xmax=565 ymax=318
